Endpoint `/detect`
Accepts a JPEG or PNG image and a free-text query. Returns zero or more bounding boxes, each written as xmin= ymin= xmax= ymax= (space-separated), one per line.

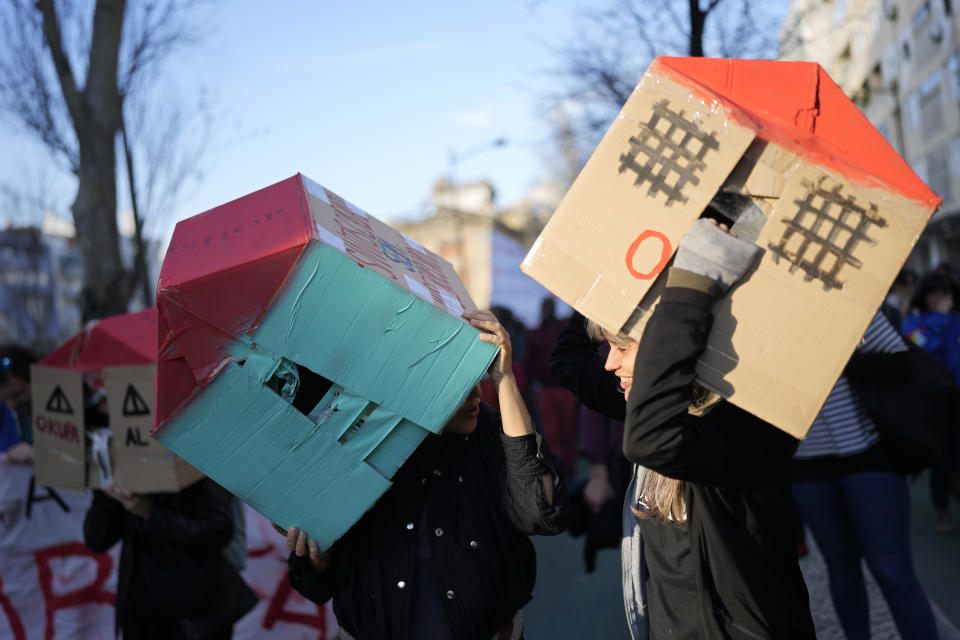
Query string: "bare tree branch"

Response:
xmin=35 ymin=0 xmax=85 ymax=129
xmin=541 ymin=0 xmax=787 ymax=187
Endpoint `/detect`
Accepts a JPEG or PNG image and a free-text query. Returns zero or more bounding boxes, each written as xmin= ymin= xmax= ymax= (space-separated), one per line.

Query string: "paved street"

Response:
xmin=525 ymin=470 xmax=960 ymax=639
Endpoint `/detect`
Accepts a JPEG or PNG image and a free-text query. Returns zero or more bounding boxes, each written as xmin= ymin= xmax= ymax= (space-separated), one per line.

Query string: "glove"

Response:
xmin=673 ymin=218 xmax=764 ymax=291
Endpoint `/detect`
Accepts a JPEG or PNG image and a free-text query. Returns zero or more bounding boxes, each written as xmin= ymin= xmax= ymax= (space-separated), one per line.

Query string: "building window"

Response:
xmin=913 ymin=1 xmax=931 ymax=27
xmin=915 ymin=71 xmax=945 ymax=137
xmin=926 ymin=144 xmax=952 ymax=201
xmin=949 ymin=54 xmax=960 ymax=98
xmin=833 ymin=0 xmax=848 ymax=25
xmin=950 ymin=137 xmax=960 ymax=179
xmin=876 ymin=120 xmax=895 ymax=146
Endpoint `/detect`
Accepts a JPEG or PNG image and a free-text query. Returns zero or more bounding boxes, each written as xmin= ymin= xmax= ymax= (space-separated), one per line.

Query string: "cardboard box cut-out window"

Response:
xmin=32 ymin=308 xmax=201 ymax=492
xmin=153 ymin=174 xmax=498 ymax=549
xmin=522 ymin=57 xmax=941 ymax=438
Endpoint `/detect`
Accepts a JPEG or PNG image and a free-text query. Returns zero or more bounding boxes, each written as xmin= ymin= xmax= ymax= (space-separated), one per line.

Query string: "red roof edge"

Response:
xmin=653 ymin=57 xmax=941 ymax=210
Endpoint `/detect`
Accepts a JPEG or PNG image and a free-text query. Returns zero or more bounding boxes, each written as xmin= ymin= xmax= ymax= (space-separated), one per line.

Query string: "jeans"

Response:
xmin=793 ymin=471 xmax=938 ymax=640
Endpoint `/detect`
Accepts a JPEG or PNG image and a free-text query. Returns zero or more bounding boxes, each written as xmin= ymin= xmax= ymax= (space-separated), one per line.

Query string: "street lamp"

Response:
xmin=444 ymin=137 xmax=508 ymax=286
xmin=447 ymin=137 xmax=509 ymax=199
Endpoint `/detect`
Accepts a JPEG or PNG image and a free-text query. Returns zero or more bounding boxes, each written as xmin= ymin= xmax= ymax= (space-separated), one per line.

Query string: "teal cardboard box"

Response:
xmin=154 ymin=174 xmax=498 ymax=548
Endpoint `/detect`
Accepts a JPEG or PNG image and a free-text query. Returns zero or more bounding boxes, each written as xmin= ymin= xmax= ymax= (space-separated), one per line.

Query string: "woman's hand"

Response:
xmin=673 ymin=217 xmax=763 ymax=291
xmin=4 ymin=442 xmax=34 ymax=464
xmin=285 ymin=526 xmax=332 ymax=571
xmin=464 ymin=310 xmax=513 ymax=386
xmin=104 ymin=483 xmax=153 ymax=519
xmin=584 ymin=463 xmax=615 ymax=513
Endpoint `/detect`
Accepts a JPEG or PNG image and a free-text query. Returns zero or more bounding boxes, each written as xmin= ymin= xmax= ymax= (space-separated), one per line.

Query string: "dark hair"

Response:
xmin=910 ymin=272 xmax=956 ymax=312
xmin=0 ymin=344 xmax=36 ymax=384
xmin=894 ymin=268 xmax=917 ymax=288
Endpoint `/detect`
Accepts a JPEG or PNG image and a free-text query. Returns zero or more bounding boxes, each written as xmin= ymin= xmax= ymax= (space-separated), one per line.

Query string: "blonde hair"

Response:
xmin=635 ymin=470 xmax=687 ymax=524
xmin=585 ymin=317 xmax=722 ymax=524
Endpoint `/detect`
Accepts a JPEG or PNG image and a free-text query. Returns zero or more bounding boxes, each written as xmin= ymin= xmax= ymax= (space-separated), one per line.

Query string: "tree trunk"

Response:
xmin=688 ymin=0 xmax=706 ymax=57
xmin=75 ymin=127 xmax=128 ymax=320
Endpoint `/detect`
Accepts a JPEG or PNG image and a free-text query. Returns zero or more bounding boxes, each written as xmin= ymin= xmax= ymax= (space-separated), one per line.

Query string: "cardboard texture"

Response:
xmin=32 ymin=365 xmax=87 ymax=491
xmin=103 ymin=364 xmax=203 ymax=493
xmin=154 ymin=173 xmax=499 ymax=549
xmin=31 ymin=308 xmax=199 ymax=492
xmin=522 ymin=57 xmax=941 ymax=438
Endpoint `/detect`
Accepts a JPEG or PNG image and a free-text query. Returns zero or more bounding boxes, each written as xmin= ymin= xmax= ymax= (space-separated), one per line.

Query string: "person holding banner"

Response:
xmin=284 ymin=310 xmax=567 ymax=640
xmin=550 ymin=217 xmax=816 ymax=639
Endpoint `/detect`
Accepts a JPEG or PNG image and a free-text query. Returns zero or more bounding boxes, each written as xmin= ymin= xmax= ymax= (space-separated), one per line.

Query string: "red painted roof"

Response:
xmin=40 ymin=308 xmax=158 ymax=371
xmin=155 ymin=174 xmax=312 ymax=427
xmin=654 ymin=57 xmax=940 ymax=209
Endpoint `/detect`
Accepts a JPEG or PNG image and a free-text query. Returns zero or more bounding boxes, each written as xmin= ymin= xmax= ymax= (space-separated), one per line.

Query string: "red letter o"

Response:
xmin=625 ymin=230 xmax=672 ymax=280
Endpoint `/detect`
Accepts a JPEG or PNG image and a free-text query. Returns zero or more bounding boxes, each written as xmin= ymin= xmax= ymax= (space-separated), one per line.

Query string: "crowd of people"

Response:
xmin=1 ymin=220 xmax=958 ymax=639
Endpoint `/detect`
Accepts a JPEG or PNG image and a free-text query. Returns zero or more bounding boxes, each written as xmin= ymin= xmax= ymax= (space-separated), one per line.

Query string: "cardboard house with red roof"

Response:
xmin=151 ymin=175 xmax=498 ymax=549
xmin=32 ymin=308 xmax=202 ymax=492
xmin=522 ymin=57 xmax=941 ymax=438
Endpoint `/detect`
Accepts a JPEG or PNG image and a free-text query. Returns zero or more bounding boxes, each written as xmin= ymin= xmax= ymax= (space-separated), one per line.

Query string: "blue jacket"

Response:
xmin=903 ymin=310 xmax=960 ymax=384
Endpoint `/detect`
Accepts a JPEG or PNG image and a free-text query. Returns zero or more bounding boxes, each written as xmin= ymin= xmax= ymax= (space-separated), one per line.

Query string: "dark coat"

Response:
xmin=551 ymin=281 xmax=816 ymax=639
xmin=288 ymin=404 xmax=567 ymax=640
xmin=83 ymin=478 xmax=254 ymax=639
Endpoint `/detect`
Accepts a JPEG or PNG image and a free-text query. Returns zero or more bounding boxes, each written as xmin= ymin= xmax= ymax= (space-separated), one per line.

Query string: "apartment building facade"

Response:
xmin=781 ymin=0 xmax=960 ymax=269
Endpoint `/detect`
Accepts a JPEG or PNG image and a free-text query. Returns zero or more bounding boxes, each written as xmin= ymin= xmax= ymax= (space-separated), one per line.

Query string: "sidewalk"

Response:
xmin=525 ymin=470 xmax=960 ymax=638
xmin=800 ymin=531 xmax=960 ymax=639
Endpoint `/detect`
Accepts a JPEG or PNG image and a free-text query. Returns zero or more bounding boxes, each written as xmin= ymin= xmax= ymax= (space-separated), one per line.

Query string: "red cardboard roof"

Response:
xmin=155 ymin=175 xmax=312 ymax=426
xmin=654 ymin=57 xmax=941 ymax=209
xmin=39 ymin=308 xmax=158 ymax=371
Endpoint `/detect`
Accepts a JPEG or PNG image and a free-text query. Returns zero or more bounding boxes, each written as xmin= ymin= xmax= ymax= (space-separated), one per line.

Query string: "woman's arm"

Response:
xmin=621 ymin=221 xmax=794 ymax=481
xmin=466 ymin=310 xmax=568 ymax=535
xmin=285 ymin=526 xmax=336 ymax=605
xmin=83 ymin=490 xmax=126 ymax=553
xmin=548 ymin=311 xmax=625 ymax=420
xmin=624 ymin=270 xmax=797 ymax=481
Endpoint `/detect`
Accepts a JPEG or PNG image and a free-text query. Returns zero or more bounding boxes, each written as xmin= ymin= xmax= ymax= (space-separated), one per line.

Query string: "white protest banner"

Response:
xmin=0 ymin=459 xmax=337 ymax=640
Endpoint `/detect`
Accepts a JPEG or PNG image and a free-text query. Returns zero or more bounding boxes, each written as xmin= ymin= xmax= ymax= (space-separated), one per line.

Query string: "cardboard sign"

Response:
xmin=31 ymin=366 xmax=86 ymax=491
xmin=522 ymin=57 xmax=940 ymax=438
xmin=103 ymin=364 xmax=202 ymax=493
xmin=155 ymin=174 xmax=499 ymax=548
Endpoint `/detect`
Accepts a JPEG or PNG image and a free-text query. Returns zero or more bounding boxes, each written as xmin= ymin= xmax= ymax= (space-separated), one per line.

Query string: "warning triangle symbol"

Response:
xmin=122 ymin=384 xmax=151 ymax=416
xmin=45 ymin=386 xmax=74 ymax=414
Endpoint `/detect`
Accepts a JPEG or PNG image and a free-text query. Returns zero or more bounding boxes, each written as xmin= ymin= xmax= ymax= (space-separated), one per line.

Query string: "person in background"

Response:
xmin=84 ymin=476 xmax=257 ymax=640
xmin=284 ymin=310 xmax=567 ymax=640
xmin=573 ymin=402 xmax=627 ymax=573
xmin=526 ymin=297 xmax=580 ymax=477
xmin=793 ymin=310 xmax=940 ymax=639
xmin=0 ymin=344 xmax=37 ymax=463
xmin=902 ymin=270 xmax=960 ymax=534
xmin=881 ymin=267 xmax=917 ymax=332
xmin=551 ymin=217 xmax=815 ymax=639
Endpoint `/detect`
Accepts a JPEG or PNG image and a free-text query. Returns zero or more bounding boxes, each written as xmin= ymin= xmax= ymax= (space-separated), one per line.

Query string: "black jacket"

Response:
xmin=83 ymin=478 xmax=251 ymax=638
xmin=551 ymin=272 xmax=816 ymax=639
xmin=288 ymin=404 xmax=567 ymax=640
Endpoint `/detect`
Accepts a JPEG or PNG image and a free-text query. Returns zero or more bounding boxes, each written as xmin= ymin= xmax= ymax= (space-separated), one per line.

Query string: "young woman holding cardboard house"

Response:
xmin=550 ymin=217 xmax=816 ymax=639
xmin=284 ymin=309 xmax=567 ymax=640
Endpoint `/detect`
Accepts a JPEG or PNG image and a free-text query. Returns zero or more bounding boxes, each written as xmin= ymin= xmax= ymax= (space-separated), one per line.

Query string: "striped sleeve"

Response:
xmin=857 ymin=310 xmax=907 ymax=354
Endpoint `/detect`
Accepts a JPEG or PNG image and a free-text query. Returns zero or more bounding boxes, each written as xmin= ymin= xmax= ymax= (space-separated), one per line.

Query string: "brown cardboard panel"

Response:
xmin=31 ymin=365 xmax=86 ymax=491
xmin=722 ymin=140 xmax=797 ymax=199
xmin=700 ymin=162 xmax=932 ymax=437
xmin=522 ymin=71 xmax=756 ymax=333
xmin=105 ymin=364 xmax=201 ymax=493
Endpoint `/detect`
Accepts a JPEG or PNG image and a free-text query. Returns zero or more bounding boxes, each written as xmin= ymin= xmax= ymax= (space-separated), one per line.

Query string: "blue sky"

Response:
xmin=1 ymin=1 xmax=589 ymax=237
